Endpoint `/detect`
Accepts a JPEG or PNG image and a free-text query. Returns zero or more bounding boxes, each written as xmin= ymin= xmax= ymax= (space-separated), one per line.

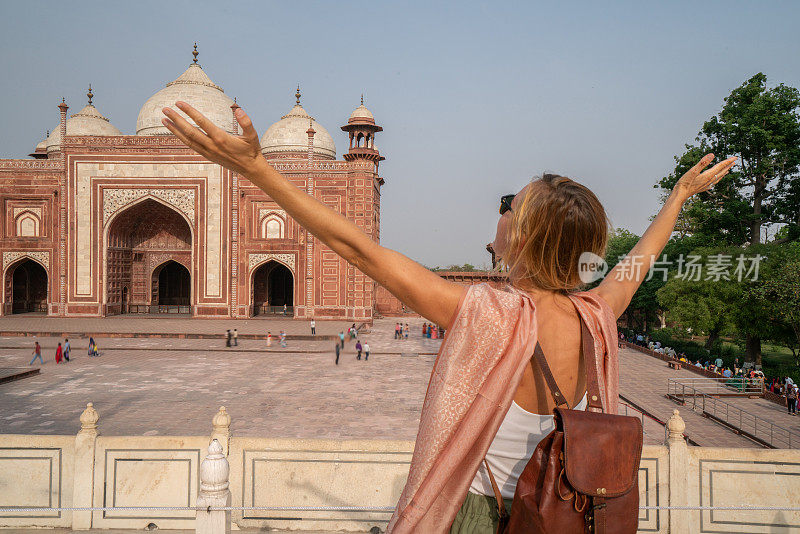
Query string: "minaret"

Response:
xmin=306 ymin=118 xmax=315 ymax=166
xmin=230 ymin=97 xmax=240 ymax=317
xmin=57 ymin=98 xmax=69 ymax=156
xmin=341 ymin=95 xmax=384 ymax=170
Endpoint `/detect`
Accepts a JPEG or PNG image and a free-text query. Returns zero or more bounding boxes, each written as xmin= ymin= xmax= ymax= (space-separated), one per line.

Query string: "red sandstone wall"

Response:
xmin=375 ymin=271 xmax=507 ymax=318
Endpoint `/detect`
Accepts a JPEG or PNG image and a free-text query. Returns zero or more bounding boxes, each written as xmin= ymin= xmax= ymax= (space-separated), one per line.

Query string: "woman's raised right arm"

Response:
xmin=592 ymin=154 xmax=736 ymax=319
xmin=162 ymin=102 xmax=466 ymax=328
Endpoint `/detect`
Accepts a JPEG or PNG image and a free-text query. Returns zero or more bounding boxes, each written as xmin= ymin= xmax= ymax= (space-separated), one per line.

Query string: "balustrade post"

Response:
xmin=667 ymin=409 xmax=689 ymax=533
xmin=211 ymin=406 xmax=231 ymax=455
xmin=196 ymin=439 xmax=231 ymax=534
xmin=73 ymin=403 xmax=99 ymax=529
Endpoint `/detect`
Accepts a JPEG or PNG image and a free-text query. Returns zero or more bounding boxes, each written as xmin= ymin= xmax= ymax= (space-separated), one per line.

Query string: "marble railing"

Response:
xmin=0 ymin=406 xmax=798 ymax=532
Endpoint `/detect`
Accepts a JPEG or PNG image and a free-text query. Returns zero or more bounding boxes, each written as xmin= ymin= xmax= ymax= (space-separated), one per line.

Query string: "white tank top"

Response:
xmin=469 ymin=394 xmax=587 ymax=500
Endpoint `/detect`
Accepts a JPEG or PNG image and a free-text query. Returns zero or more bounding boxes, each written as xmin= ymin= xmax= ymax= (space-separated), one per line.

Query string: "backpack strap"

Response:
xmin=531 ymin=342 xmax=571 ymax=409
xmin=580 ymin=317 xmax=604 ymax=412
xmin=483 ymin=460 xmax=510 ymax=527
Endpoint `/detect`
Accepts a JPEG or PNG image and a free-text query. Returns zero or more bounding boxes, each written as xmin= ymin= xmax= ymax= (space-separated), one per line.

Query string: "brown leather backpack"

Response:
xmin=484 ymin=317 xmax=643 ymax=534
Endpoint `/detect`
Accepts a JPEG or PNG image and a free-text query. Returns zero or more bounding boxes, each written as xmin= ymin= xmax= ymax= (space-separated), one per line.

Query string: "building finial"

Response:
xmin=192 ymin=42 xmax=199 ymax=64
xmin=46 ymin=129 xmax=50 ymax=137
xmin=87 ymin=84 xmax=93 ymax=106
xmin=295 ymin=85 xmax=301 ymax=105
xmin=361 ymin=94 xmax=364 ymax=105
xmin=62 ymin=97 xmax=65 ymax=104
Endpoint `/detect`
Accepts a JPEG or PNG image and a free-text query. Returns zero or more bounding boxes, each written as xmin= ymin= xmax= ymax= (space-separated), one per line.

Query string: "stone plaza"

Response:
xmin=0 ymin=317 xmax=440 ymax=439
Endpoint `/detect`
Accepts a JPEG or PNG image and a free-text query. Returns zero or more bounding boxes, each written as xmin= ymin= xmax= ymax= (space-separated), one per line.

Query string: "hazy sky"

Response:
xmin=1 ymin=1 xmax=798 ymax=268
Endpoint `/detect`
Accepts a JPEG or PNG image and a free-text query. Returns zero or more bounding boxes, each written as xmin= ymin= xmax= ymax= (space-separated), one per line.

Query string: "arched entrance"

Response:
xmin=5 ymin=259 xmax=48 ymax=314
xmin=152 ymin=261 xmax=190 ymax=306
xmin=105 ymin=198 xmax=192 ymax=315
xmin=252 ymin=261 xmax=294 ymax=316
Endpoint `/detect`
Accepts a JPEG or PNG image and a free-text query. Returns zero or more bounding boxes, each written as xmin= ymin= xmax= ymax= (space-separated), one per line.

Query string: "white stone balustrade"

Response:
xmin=0 ymin=407 xmax=799 ymax=532
xmin=196 ymin=439 xmax=231 ymax=534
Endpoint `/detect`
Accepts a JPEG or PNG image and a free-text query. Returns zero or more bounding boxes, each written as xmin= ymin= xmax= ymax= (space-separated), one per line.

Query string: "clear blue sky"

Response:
xmin=1 ymin=1 xmax=798 ymax=268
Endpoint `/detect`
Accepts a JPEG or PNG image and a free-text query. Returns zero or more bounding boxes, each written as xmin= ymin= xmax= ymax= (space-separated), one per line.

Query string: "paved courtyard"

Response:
xmin=0 ymin=317 xmax=440 ymax=439
xmin=2 ymin=315 xmax=796 ymax=448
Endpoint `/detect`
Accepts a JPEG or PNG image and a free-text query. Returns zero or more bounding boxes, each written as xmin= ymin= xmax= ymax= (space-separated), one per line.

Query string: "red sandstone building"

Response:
xmin=0 ymin=51 xmax=384 ymax=320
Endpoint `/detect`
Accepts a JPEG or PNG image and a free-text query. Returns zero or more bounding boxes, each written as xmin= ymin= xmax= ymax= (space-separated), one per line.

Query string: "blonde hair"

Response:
xmin=502 ymin=174 xmax=610 ymax=292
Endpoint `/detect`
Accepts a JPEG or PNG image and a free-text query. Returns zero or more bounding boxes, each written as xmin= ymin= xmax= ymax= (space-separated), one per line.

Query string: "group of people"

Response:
xmin=225 ymin=329 xmax=239 ymax=347
xmin=421 ymin=322 xmax=442 ymax=339
xmin=335 ymin=324 xmax=369 ymax=365
xmin=266 ymin=330 xmax=287 ymax=348
xmin=394 ymin=322 xmax=409 ymax=340
xmin=623 ymin=330 xmax=800 ymax=414
xmin=768 ymin=377 xmax=799 ymax=415
xmin=29 ymin=337 xmax=98 ymax=365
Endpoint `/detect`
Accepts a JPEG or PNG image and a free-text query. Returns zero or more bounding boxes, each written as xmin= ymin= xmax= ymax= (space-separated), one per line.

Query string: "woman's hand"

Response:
xmin=671 ymin=153 xmax=737 ymax=203
xmin=161 ymin=102 xmax=267 ymax=177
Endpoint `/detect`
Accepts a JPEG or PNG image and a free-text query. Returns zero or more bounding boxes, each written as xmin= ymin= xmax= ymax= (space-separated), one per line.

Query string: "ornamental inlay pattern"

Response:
xmin=249 ymin=253 xmax=295 ymax=272
xmin=3 ymin=251 xmax=50 ymax=272
xmin=258 ymin=208 xmax=287 ymax=221
xmin=13 ymin=207 xmax=43 ymax=219
xmin=103 ymin=188 xmax=195 ymax=225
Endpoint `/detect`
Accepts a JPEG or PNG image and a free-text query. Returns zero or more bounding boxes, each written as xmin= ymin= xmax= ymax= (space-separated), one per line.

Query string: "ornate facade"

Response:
xmin=0 ymin=50 xmax=385 ymax=320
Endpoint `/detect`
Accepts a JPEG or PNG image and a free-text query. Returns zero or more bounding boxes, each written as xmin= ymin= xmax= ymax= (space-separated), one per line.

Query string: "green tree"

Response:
xmin=657 ymin=73 xmax=800 ymax=363
xmin=747 ymin=242 xmax=800 ymax=365
xmin=658 ymin=73 xmax=800 ymax=246
xmin=655 ymin=250 xmax=739 ymax=350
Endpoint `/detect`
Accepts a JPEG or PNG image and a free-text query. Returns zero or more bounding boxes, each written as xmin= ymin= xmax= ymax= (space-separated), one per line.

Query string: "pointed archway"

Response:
xmin=5 ymin=259 xmax=48 ymax=314
xmin=252 ymin=261 xmax=294 ymax=316
xmin=152 ymin=260 xmax=191 ymax=307
xmin=105 ymin=198 xmax=192 ymax=315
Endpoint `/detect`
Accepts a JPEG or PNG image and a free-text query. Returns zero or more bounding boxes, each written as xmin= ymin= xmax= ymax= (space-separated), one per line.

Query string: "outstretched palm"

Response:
xmin=161 ymin=101 xmax=266 ymax=177
xmin=673 ymin=153 xmax=737 ymax=202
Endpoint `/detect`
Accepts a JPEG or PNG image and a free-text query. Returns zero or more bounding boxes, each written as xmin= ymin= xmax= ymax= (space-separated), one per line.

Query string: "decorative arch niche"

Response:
xmin=15 ymin=212 xmax=40 ymax=237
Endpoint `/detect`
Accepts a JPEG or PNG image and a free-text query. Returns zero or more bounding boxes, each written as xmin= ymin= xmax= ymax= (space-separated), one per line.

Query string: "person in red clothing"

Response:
xmin=55 ymin=342 xmax=63 ymax=364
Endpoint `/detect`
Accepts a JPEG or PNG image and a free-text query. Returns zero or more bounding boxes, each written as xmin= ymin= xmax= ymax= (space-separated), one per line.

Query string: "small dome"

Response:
xmin=260 ymin=103 xmax=336 ymax=159
xmin=136 ymin=63 xmax=234 ymax=136
xmin=46 ymin=104 xmax=122 ymax=153
xmin=349 ymin=104 xmax=374 ymax=123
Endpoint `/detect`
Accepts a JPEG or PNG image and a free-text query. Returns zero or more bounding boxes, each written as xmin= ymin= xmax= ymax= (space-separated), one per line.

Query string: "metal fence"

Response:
xmin=668 ymin=379 xmax=800 ymax=449
xmin=126 ymin=304 xmax=191 ymax=315
xmin=667 ymin=377 xmax=764 ymax=397
xmin=253 ymin=305 xmax=294 ymax=316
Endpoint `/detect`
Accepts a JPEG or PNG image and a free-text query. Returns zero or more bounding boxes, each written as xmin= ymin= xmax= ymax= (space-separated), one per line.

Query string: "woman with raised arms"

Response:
xmin=161 ymin=102 xmax=734 ymax=533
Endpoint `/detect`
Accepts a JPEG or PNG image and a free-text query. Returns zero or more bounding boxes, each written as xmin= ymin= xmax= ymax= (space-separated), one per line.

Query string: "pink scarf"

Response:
xmin=387 ymin=283 xmax=619 ymax=533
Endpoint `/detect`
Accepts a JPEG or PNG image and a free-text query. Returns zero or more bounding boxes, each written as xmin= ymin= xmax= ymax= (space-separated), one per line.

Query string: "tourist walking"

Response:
xmin=338 ymin=331 xmax=345 ymax=349
xmin=164 ymin=98 xmax=734 ymax=533
xmin=310 ymin=319 xmax=316 ymax=336
xmin=88 ymin=337 xmax=98 ymax=357
xmin=267 ymin=331 xmax=272 ymax=347
xmin=29 ymin=341 xmax=44 ymax=365
xmin=63 ymin=338 xmax=71 ymax=362
xmin=363 ymin=342 xmax=370 ymax=361
xmin=356 ymin=340 xmax=363 ymax=360
xmin=404 ymin=324 xmax=409 ymax=340
xmin=225 ymin=329 xmax=232 ymax=347
xmin=335 ymin=342 xmax=340 ymax=365
xmin=350 ymin=323 xmax=357 ymax=340
xmin=788 ymin=385 xmax=798 ymax=416
xmin=233 ymin=328 xmax=239 ymax=347
xmin=55 ymin=342 xmax=63 ymax=364
xmin=395 ymin=323 xmax=401 ymax=339
xmin=279 ymin=330 xmax=287 ymax=348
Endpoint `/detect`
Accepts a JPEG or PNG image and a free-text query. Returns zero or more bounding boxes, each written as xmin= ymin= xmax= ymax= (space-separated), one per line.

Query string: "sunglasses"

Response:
xmin=499 ymin=194 xmax=515 ymax=215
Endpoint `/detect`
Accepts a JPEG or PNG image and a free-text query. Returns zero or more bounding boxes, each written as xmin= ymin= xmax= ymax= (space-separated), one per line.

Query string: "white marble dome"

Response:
xmin=349 ymin=104 xmax=374 ymax=123
xmin=260 ymin=103 xmax=336 ymax=159
xmin=136 ymin=63 xmax=235 ymax=136
xmin=46 ymin=104 xmax=122 ymax=153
